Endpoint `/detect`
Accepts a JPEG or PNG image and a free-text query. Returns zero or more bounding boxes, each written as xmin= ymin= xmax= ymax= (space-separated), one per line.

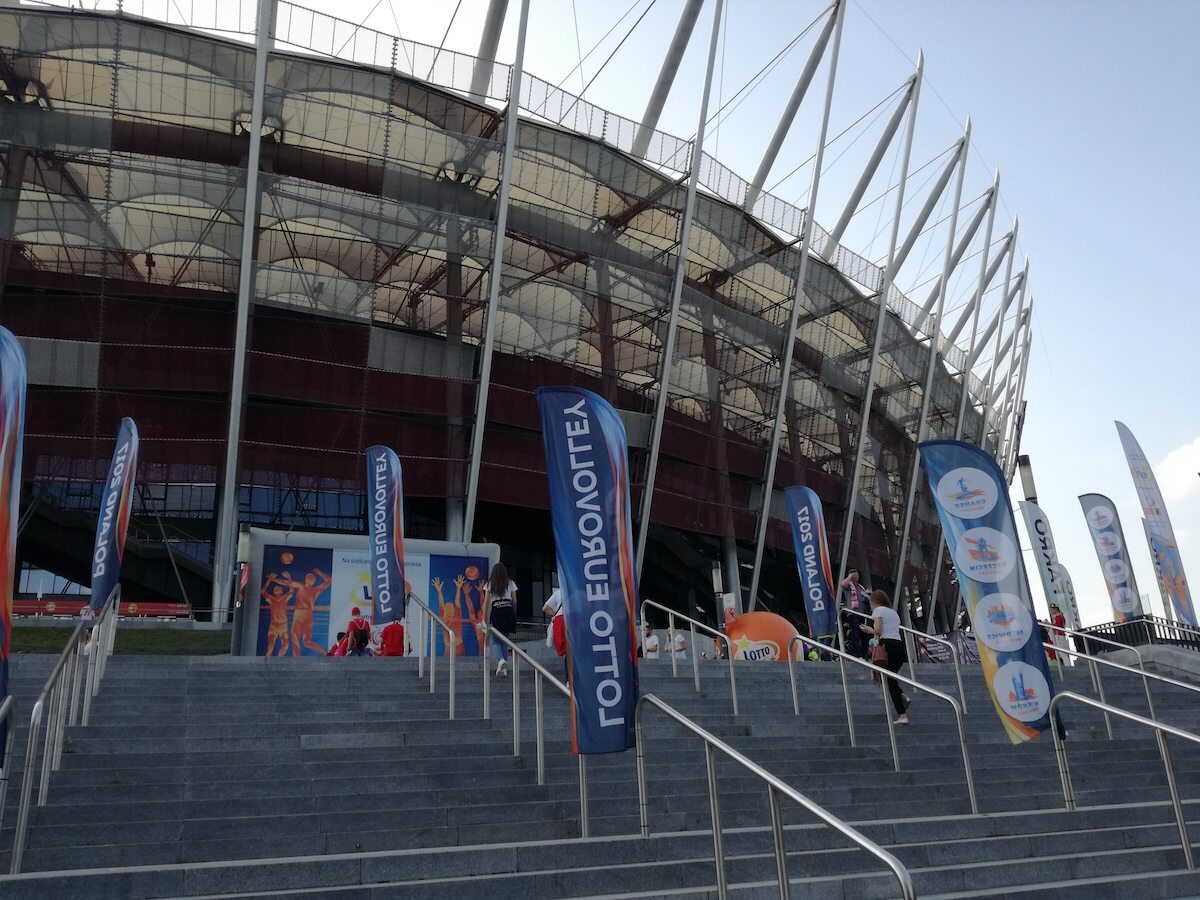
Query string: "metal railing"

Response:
xmin=480 ymin=625 xmax=589 ymax=838
xmin=1048 ymin=621 xmax=1146 ymax=672
xmin=408 ymin=596 xmax=457 ymax=720
xmin=1043 ymin=640 xmax=1200 ymax=740
xmin=10 ymin=588 xmax=121 ymax=874
xmin=1050 ymin=692 xmax=1199 ymax=871
xmin=635 ymin=693 xmax=916 ymax=900
xmin=1078 ymin=615 xmax=1200 ymax=652
xmin=788 ymin=636 xmax=977 ymax=815
xmin=641 ymin=599 xmax=738 ymax=715
xmin=0 ymin=694 xmax=15 ymax=827
xmin=842 ymin=607 xmax=967 ymax=712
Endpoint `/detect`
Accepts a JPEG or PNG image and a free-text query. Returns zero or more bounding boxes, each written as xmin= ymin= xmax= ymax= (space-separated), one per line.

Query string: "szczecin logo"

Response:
xmin=953 ymin=527 xmax=1016 ymax=584
xmin=936 ymin=467 xmax=998 ymax=519
xmin=972 ymin=592 xmax=1032 ymax=652
xmin=993 ymin=661 xmax=1051 ymax=723
xmin=1087 ymin=505 xmax=1115 ymax=531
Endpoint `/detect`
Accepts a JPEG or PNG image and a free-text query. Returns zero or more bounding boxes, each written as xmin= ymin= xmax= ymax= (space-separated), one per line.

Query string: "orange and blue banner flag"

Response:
xmin=1079 ymin=493 xmax=1144 ymax=623
xmin=537 ymin=387 xmax=638 ymax=754
xmin=920 ymin=439 xmax=1056 ymax=744
xmin=365 ymin=445 xmax=406 ymax=624
xmin=784 ymin=486 xmax=836 ymax=643
xmin=1116 ymin=422 xmax=1195 ymax=627
xmin=0 ymin=328 xmax=25 ymax=765
xmin=90 ymin=418 xmax=138 ymax=611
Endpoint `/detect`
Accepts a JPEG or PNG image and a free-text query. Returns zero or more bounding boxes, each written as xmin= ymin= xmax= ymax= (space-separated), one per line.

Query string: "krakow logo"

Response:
xmin=993 ymin=661 xmax=1051 ymax=723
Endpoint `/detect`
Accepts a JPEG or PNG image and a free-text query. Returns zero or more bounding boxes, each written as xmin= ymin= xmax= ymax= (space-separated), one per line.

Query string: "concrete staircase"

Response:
xmin=0 ymin=648 xmax=1197 ymax=898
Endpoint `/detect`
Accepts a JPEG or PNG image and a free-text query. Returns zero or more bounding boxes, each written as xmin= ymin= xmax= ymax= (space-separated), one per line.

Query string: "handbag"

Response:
xmin=870 ymin=642 xmax=889 ymax=664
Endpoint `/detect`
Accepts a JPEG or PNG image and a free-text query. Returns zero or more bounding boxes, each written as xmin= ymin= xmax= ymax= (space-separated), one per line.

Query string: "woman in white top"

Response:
xmin=483 ymin=563 xmax=518 ymax=677
xmin=859 ymin=590 xmax=909 ymax=724
xmin=670 ymin=629 xmax=687 ymax=660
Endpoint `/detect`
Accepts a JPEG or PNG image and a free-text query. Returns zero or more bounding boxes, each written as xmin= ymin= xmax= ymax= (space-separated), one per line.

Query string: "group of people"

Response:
xmin=326 ymin=607 xmax=407 ymax=657
xmin=835 ymin=568 xmax=911 ymax=725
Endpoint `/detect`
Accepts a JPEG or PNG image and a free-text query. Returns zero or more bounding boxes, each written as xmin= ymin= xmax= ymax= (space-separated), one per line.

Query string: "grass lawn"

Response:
xmin=12 ymin=626 xmax=231 ymax=655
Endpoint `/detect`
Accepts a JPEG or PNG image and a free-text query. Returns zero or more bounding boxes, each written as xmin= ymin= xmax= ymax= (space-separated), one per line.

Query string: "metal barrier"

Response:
xmin=408 ymin=596 xmax=457 ymax=720
xmin=10 ymin=589 xmax=121 ymax=874
xmin=480 ymin=625 xmax=589 ymax=837
xmin=1081 ymin=615 xmax=1200 ymax=652
xmin=788 ymin=635 xmax=978 ymax=815
xmin=0 ymin=694 xmax=15 ymax=827
xmin=641 ymin=599 xmax=738 ymax=715
xmin=1050 ymin=691 xmax=1199 ymax=871
xmin=842 ymin=606 xmax=967 ymax=712
xmin=636 ymin=693 xmax=916 ymax=900
xmin=1043 ymin=640 xmax=1200 ymax=741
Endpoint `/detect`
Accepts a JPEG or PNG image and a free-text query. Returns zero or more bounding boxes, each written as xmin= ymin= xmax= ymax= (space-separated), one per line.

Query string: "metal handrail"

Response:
xmin=11 ymin=588 xmax=121 ymax=874
xmin=788 ymin=635 xmax=977 ymax=815
xmin=1049 ymin=621 xmax=1148 ymax=674
xmin=636 ymin=693 xmax=916 ymax=900
xmin=641 ymin=599 xmax=738 ymax=715
xmin=408 ymin=595 xmax=457 ymax=720
xmin=1041 ymin=640 xmax=1200 ymax=740
xmin=480 ymin=625 xmax=589 ymax=838
xmin=1050 ymin=691 xmax=1199 ymax=871
xmin=0 ymin=694 xmax=15 ymax=827
xmin=842 ymin=606 xmax=967 ymax=712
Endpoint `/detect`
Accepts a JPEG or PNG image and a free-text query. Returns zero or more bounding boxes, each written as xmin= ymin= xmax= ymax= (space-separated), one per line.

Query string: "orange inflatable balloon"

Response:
xmin=725 ymin=611 xmax=801 ymax=662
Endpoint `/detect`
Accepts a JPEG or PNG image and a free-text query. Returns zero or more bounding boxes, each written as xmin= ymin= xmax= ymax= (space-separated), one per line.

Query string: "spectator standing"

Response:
xmin=840 ymin=568 xmax=870 ymax=658
xmin=346 ymin=606 xmax=372 ymax=647
xmin=643 ymin=623 xmax=660 ymax=659
xmin=483 ymin=563 xmax=518 ymax=677
xmin=859 ymin=590 xmax=909 ymax=724
xmin=379 ymin=618 xmax=405 ymax=657
xmin=671 ymin=628 xmax=688 ymax=660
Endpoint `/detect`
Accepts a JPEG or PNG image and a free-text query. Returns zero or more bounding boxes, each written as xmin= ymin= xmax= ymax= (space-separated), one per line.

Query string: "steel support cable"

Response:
xmin=552 ymin=0 xmax=651 ymax=93
xmin=865 ymin=113 xmax=903 ymax=260
xmin=426 ymin=0 xmax=466 ymax=80
xmin=385 ymin=2 xmax=416 ymax=71
xmin=702 ymin=4 xmax=829 ymax=138
xmin=763 ymin=80 xmax=907 ymax=198
xmin=334 ymin=0 xmax=386 ymax=57
xmin=559 ymin=0 xmax=660 ymax=122
xmin=861 ymin=144 xmax=959 ymax=259
xmin=569 ymin=0 xmax=586 ymax=95
xmin=791 ymin=93 xmax=897 ymax=209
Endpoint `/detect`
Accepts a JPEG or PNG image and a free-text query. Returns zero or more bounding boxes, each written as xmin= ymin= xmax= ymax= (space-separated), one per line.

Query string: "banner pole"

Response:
xmin=832 ymin=54 xmax=924 ymax=602
xmin=890 ymin=124 xmax=971 ymax=643
xmin=212 ymin=0 xmax=275 ymax=620
xmin=635 ymin=0 xmax=726 ymax=576
xmin=463 ymin=0 xmax=531 ymax=541
xmin=744 ymin=0 xmax=846 ymax=609
xmin=924 ymin=173 xmax=1001 ymax=632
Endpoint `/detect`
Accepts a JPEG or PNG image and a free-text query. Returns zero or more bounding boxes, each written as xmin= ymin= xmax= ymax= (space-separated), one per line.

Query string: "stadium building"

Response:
xmin=0 ymin=0 xmax=1031 ymax=630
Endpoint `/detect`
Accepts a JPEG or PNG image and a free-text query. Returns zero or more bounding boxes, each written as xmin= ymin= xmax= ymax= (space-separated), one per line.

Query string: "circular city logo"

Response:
xmin=953 ymin=527 xmax=1016 ymax=583
xmin=971 ymin=592 xmax=1032 ymax=652
xmin=937 ymin=467 xmax=999 ymax=519
xmin=1110 ymin=587 xmax=1139 ymax=614
xmin=993 ymin=661 xmax=1051 ymax=723
xmin=1086 ymin=506 xmax=1115 ymax=531
xmin=1095 ymin=530 xmax=1123 ymax=556
xmin=1103 ymin=558 xmax=1129 ymax=585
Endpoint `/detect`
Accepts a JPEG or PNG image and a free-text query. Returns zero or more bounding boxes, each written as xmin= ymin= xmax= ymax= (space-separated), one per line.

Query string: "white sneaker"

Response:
xmin=496 ymin=659 xmax=507 ymax=677
xmin=893 ymin=714 xmax=909 ymax=725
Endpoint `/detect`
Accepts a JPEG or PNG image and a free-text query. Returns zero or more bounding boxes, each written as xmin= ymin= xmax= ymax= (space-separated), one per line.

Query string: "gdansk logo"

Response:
xmin=937 ymin=467 xmax=998 ymax=519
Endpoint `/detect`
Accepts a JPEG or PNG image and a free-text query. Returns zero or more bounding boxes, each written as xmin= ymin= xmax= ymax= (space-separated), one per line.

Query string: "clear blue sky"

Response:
xmin=318 ymin=0 xmax=1199 ymax=625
